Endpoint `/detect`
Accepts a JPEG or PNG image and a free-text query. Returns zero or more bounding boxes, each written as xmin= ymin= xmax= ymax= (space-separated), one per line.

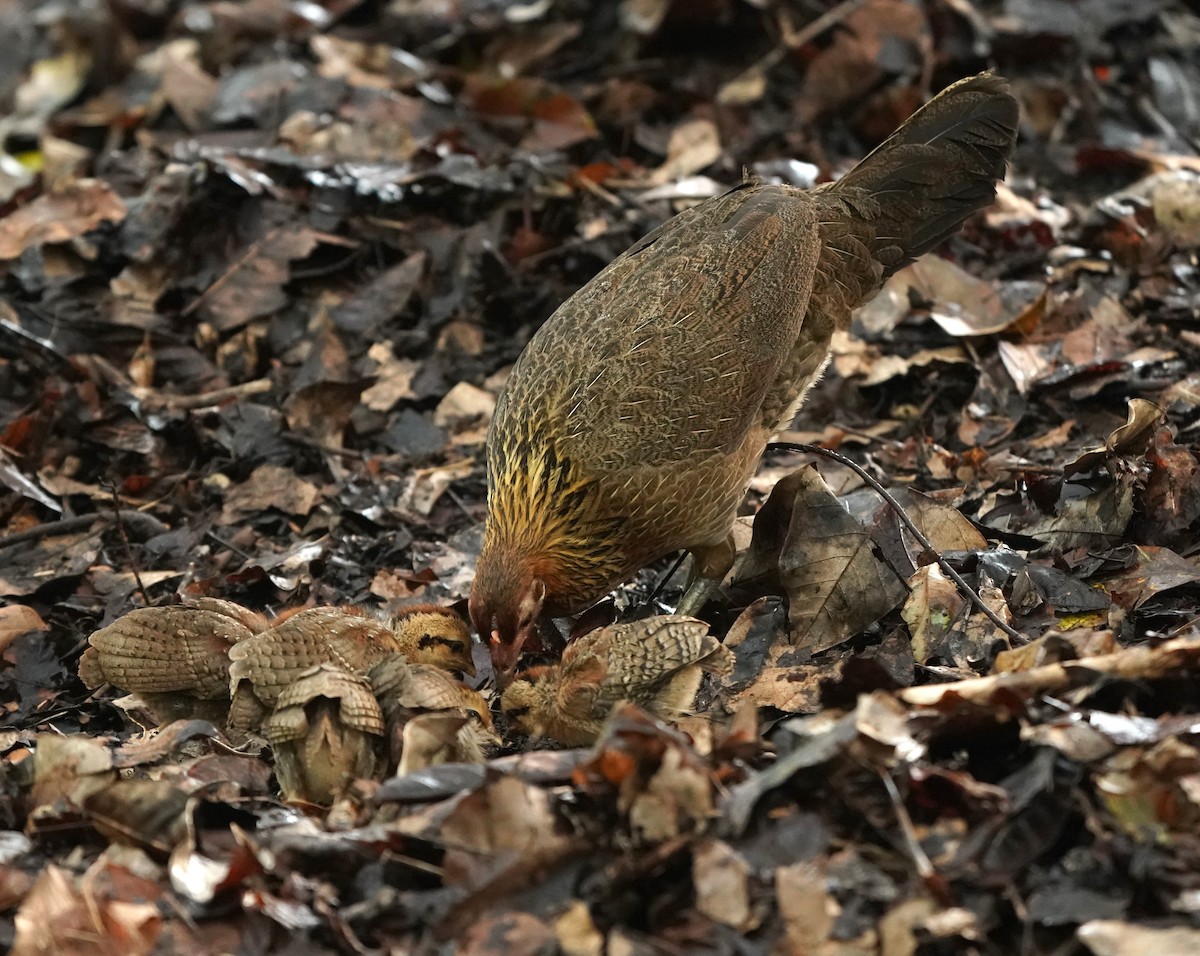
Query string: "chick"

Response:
xmin=226 ymin=603 xmax=475 ymax=732
xmin=263 ymin=664 xmax=384 ymax=805
xmin=368 ymin=653 xmax=496 ymax=772
xmin=227 ymin=606 xmax=396 ymax=733
xmin=78 ymin=598 xmax=268 ymax=700
xmin=501 ymin=615 xmax=733 ymax=746
xmin=389 ymin=603 xmax=475 ymax=676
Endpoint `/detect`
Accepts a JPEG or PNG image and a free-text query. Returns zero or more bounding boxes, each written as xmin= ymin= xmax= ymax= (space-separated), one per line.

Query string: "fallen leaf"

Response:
xmin=903 ymin=564 xmax=967 ymax=664
xmin=10 ymin=864 xmax=163 ymax=956
xmin=0 ymin=179 xmax=126 ymax=259
xmin=693 ymin=839 xmax=757 ymax=930
xmin=219 ymin=464 xmax=321 ymax=522
xmin=1078 ymin=919 xmax=1200 ymax=956
xmin=740 ymin=467 xmax=908 ymax=652
xmin=0 ymin=604 xmax=48 ymax=654
xmin=648 ymin=118 xmax=722 ymax=185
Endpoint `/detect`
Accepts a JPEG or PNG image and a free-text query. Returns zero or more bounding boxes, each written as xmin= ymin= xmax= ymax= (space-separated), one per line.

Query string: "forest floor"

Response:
xmin=3 ymin=1 xmax=1200 ymax=953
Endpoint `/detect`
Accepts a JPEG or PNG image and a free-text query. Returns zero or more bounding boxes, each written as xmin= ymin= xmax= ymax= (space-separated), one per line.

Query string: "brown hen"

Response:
xmin=471 ymin=73 xmax=1019 ymax=677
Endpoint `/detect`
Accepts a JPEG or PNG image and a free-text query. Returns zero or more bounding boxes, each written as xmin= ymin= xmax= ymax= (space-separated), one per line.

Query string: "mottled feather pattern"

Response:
xmin=502 ymin=616 xmax=732 ymax=744
xmin=367 ymin=653 xmax=493 ymax=727
xmin=271 ymin=666 xmax=385 ymax=736
xmin=475 ymin=72 xmax=1018 ymax=626
xmin=481 ymin=189 xmax=822 ymax=613
xmin=823 ymin=72 xmax=1018 ymax=288
xmin=228 ymin=607 xmax=399 ymax=705
xmin=554 ymin=616 xmax=731 ymax=723
xmin=79 ymin=603 xmax=253 ymax=697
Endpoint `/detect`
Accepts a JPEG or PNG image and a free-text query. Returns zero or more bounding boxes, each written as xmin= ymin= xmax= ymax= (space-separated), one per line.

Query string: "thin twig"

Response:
xmin=181 ymin=229 xmax=282 ymax=319
xmin=130 ymin=378 xmax=273 ymax=412
xmin=719 ymin=0 xmax=869 ymax=101
xmin=769 ymin=441 xmax=1026 ymax=644
xmin=206 ymin=529 xmax=253 ymax=561
xmin=648 ymin=551 xmax=689 ymax=606
xmin=282 ymin=432 xmax=364 ymax=460
xmin=880 ymin=771 xmax=954 ymax=905
xmin=898 ymin=634 xmax=1200 ymax=708
xmin=105 ymin=481 xmax=149 ymax=605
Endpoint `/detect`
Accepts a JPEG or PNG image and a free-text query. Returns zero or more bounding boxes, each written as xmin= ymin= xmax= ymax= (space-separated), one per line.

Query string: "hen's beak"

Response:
xmin=489 ymin=631 xmax=521 ymax=688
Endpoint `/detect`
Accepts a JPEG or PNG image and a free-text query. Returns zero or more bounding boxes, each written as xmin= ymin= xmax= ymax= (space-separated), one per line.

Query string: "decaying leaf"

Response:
xmin=739 ymin=467 xmax=908 ymax=651
xmin=10 ymin=864 xmax=163 ymax=956
xmin=903 ymin=564 xmax=967 ymax=664
xmin=0 ymin=179 xmax=127 ymax=259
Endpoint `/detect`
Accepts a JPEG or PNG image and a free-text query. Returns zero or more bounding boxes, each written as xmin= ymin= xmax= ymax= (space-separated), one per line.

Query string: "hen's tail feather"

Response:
xmin=828 ymin=72 xmax=1019 ymax=275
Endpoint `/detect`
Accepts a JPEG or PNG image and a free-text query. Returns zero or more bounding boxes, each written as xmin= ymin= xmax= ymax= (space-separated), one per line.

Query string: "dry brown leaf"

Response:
xmin=1028 ymin=480 xmax=1135 ymax=553
xmin=796 ymin=0 xmax=931 ymax=123
xmin=905 ymin=256 xmax=1027 ymax=337
xmin=10 ymin=864 xmax=163 ymax=956
xmin=899 ymin=635 xmax=1200 ymax=708
xmin=154 ymin=39 xmax=218 ymax=131
xmin=903 ymin=565 xmax=967 ymax=664
xmin=434 ymin=381 xmax=497 ymax=431
xmin=458 ymin=912 xmax=557 ymax=956
xmin=471 ymin=76 xmax=598 ymax=152
xmin=776 ymin=861 xmax=838 ymax=955
xmin=873 ymin=488 xmax=987 ymax=578
xmin=740 ymin=467 xmax=908 ymax=652
xmin=553 ymin=900 xmax=604 ymax=956
xmin=197 ymin=227 xmax=322 ymax=332
xmin=626 ymin=743 xmax=713 ymax=843
xmin=30 ymin=733 xmax=116 ymax=816
xmin=1137 ymin=427 xmax=1200 ymax=543
xmin=283 ymin=380 xmax=361 ymax=451
xmin=0 ymin=179 xmax=126 ymax=259
xmin=858 ymin=347 xmax=970 ymax=387
xmin=647 ymin=118 xmax=722 ymax=185
xmin=0 ymin=604 xmax=48 ymax=653
xmin=997 ymin=340 xmax=1056 ymax=394
xmin=994 ymin=629 xmax=1115 ymax=673
xmin=361 ymin=341 xmax=418 ymax=412
xmin=1098 ymin=546 xmax=1200 ymax=612
xmin=1059 ymin=297 xmax=1140 ymax=369
xmin=218 ymin=463 xmax=321 ymax=522
xmin=693 ymin=839 xmax=758 ymax=930
xmin=1078 ymin=919 xmax=1200 ymax=956
xmin=83 ymin=780 xmax=190 ymax=853
xmin=440 ymin=772 xmax=576 ymax=862
xmin=394 ymin=459 xmax=474 ymax=517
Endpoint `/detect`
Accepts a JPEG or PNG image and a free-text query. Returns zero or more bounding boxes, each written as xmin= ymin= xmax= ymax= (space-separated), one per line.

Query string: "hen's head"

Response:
xmin=469 ymin=552 xmax=546 ymax=685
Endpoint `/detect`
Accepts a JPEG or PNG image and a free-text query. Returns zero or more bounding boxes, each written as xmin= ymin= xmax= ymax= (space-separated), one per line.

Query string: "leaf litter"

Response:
xmin=4 ymin=1 xmax=1200 ymax=953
